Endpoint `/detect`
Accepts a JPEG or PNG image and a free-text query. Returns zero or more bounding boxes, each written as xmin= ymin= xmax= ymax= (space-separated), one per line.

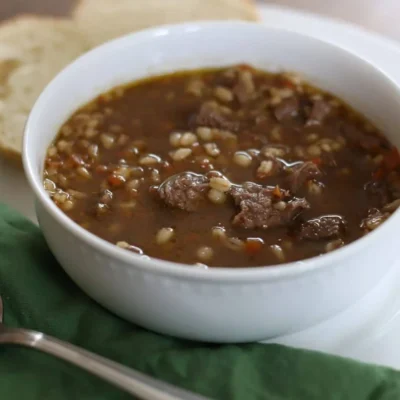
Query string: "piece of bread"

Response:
xmin=0 ymin=16 xmax=90 ymax=161
xmin=0 ymin=1 xmax=259 ymax=162
xmin=73 ymin=0 xmax=260 ymax=48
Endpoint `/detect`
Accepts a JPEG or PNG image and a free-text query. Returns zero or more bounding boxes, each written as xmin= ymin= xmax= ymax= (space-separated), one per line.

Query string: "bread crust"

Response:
xmin=0 ymin=2 xmax=260 ymax=163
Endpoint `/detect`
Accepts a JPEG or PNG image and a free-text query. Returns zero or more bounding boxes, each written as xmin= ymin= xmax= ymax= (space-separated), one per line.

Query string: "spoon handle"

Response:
xmin=0 ymin=326 xmax=209 ymax=400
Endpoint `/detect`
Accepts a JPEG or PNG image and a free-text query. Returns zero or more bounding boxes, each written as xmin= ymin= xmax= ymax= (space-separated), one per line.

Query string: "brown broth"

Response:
xmin=43 ymin=66 xmax=400 ymax=267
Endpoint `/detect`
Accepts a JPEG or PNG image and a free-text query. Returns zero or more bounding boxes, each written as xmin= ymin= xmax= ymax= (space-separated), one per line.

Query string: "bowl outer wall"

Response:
xmin=24 ymin=22 xmax=400 ymax=341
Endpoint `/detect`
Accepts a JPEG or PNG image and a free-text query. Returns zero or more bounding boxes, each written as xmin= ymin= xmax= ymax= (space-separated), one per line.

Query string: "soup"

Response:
xmin=43 ymin=65 xmax=400 ymax=267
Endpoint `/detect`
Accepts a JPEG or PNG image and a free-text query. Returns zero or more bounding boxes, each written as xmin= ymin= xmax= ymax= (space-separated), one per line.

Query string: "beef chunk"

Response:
xmin=320 ymin=151 xmax=337 ymax=168
xmin=156 ymin=172 xmax=209 ymax=212
xmin=233 ymin=69 xmax=255 ymax=104
xmin=284 ymin=198 xmax=311 ymax=222
xmin=364 ymin=180 xmax=390 ymax=207
xmin=191 ymin=102 xmax=239 ymax=132
xmin=359 ymin=136 xmax=382 ymax=151
xmin=274 ymin=97 xmax=300 ymax=121
xmin=241 ymin=131 xmax=269 ymax=147
xmin=287 ymin=161 xmax=322 ymax=193
xmin=306 ymin=99 xmax=333 ymax=126
xmin=342 ymin=124 xmax=383 ymax=152
xmin=297 ymin=215 xmax=347 ymax=240
xmin=230 ymin=182 xmax=309 ymax=229
xmin=389 ymin=179 xmax=400 ymax=200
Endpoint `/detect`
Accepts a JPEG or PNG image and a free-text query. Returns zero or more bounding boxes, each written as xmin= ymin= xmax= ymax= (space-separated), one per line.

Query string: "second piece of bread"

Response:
xmin=73 ymin=0 xmax=259 ymax=47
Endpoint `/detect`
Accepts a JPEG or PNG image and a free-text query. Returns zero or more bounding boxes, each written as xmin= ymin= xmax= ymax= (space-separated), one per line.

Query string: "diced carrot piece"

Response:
xmin=64 ymin=159 xmax=75 ymax=169
xmin=311 ymin=157 xmax=322 ymax=166
xmin=47 ymin=161 xmax=62 ymax=169
xmin=273 ymin=185 xmax=283 ymax=198
xmin=245 ymin=239 xmax=264 ymax=255
xmin=283 ymin=79 xmax=295 ymax=89
xmin=108 ymin=174 xmax=125 ymax=187
xmin=373 ymin=168 xmax=385 ymax=181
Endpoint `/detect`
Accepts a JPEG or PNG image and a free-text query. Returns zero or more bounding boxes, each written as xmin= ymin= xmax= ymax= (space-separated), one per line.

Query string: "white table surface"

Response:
xmin=266 ymin=0 xmax=400 ymax=42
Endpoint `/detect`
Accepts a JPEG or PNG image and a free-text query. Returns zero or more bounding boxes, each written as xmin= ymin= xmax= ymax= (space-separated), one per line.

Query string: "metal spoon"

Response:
xmin=0 ymin=295 xmax=209 ymax=400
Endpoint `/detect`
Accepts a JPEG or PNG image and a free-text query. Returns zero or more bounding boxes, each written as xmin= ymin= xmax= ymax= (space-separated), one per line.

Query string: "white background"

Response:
xmin=264 ymin=0 xmax=400 ymax=41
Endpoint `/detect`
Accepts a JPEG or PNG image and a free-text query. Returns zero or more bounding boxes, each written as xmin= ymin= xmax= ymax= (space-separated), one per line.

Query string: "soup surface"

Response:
xmin=43 ymin=65 xmax=400 ymax=267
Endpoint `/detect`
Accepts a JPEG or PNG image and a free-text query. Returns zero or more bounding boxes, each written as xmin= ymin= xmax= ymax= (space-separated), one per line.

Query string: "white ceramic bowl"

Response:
xmin=23 ymin=21 xmax=400 ymax=343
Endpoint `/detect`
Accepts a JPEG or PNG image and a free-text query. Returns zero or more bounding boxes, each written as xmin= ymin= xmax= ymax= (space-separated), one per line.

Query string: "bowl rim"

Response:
xmin=23 ymin=20 xmax=400 ymax=282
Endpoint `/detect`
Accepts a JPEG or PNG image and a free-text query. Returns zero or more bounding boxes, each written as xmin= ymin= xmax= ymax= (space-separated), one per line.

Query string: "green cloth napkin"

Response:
xmin=1 ymin=203 xmax=400 ymax=400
